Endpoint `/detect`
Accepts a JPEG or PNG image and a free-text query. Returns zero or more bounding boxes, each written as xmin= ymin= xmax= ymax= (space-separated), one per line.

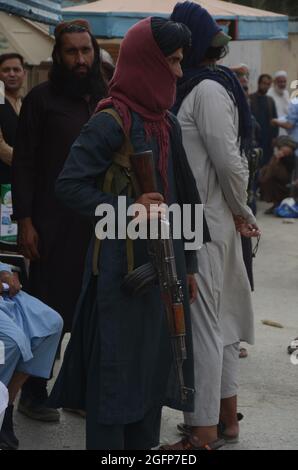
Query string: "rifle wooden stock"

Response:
xmin=173 ymin=303 xmax=186 ymax=336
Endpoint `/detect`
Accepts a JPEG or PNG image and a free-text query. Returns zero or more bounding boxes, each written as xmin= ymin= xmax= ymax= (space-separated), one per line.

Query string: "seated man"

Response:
xmin=0 ymin=262 xmax=63 ymax=450
xmin=259 ymin=136 xmax=297 ymax=214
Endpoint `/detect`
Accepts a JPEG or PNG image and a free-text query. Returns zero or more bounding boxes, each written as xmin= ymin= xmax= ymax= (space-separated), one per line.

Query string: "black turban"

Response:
xmin=151 ymin=17 xmax=191 ymax=57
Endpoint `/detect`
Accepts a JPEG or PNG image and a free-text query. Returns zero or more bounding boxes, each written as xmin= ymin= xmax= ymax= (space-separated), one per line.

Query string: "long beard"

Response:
xmin=50 ymin=62 xmax=98 ymax=98
xmin=274 ymin=85 xmax=284 ymax=96
xmin=65 ymin=71 xmax=93 ymax=97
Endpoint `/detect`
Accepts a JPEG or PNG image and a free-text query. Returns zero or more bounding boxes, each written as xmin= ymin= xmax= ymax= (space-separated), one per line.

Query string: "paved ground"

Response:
xmin=14 ymin=202 xmax=298 ymax=450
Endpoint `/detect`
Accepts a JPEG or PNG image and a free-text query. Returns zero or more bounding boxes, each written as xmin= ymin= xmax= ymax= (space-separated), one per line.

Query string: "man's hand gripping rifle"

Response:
xmin=123 ymin=150 xmax=194 ymax=402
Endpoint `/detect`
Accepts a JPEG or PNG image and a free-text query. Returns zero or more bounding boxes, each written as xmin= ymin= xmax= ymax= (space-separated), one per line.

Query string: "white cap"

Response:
xmin=100 ymin=48 xmax=114 ymax=66
xmin=274 ymin=70 xmax=287 ymax=79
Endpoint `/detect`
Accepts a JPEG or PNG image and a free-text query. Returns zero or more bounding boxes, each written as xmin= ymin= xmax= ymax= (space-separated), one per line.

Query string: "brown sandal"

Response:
xmin=239 ymin=347 xmax=248 ymax=358
xmin=160 ymin=437 xmax=225 ymax=451
xmin=177 ymin=413 xmax=243 ymax=444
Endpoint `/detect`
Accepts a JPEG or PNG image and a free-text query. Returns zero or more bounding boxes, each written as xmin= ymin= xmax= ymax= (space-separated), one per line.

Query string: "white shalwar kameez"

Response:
xmin=177 ymin=79 xmax=256 ymax=425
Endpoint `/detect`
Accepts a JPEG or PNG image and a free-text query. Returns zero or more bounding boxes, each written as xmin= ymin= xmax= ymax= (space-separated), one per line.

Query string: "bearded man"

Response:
xmin=11 ymin=20 xmax=107 ymax=422
xmin=267 ymin=71 xmax=290 ymax=137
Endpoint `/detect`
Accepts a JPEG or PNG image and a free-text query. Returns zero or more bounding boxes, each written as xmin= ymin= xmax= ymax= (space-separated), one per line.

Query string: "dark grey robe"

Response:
xmin=49 ymin=110 xmax=198 ymax=424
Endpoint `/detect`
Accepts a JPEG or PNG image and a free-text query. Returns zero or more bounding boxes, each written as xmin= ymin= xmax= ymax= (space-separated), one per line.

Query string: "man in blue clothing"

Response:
xmin=272 ymin=98 xmax=298 ymax=155
xmin=0 ymin=263 xmax=63 ymax=449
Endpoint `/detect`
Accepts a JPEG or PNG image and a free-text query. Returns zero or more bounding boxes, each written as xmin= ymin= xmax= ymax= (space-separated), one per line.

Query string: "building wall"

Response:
xmin=15 ymin=32 xmax=298 ymax=99
xmin=95 ymin=36 xmax=298 ymax=96
xmin=221 ymin=35 xmax=298 ymax=94
xmin=222 ymin=40 xmax=262 ymax=93
xmin=261 ymin=36 xmax=298 ymax=92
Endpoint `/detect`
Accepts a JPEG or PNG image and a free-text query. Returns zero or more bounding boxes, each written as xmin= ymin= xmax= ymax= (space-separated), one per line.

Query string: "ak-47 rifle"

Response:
xmin=123 ymin=150 xmax=193 ymax=403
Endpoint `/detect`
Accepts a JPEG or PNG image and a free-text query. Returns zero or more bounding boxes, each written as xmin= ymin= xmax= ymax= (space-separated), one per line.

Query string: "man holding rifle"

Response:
xmin=49 ymin=17 xmax=212 ymax=450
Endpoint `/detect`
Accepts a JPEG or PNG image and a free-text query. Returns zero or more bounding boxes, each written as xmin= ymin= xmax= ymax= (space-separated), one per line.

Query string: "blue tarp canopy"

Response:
xmin=63 ymin=0 xmax=288 ymax=40
xmin=0 ymin=0 xmax=62 ymax=25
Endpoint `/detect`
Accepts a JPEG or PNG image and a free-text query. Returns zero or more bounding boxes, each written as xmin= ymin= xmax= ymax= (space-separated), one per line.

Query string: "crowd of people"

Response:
xmin=0 ymin=0 xmax=296 ymax=451
xmin=249 ymin=71 xmax=297 ymax=212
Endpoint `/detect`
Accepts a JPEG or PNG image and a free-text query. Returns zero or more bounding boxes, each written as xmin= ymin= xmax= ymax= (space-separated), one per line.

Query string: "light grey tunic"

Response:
xmin=177 ymin=79 xmax=256 ymax=347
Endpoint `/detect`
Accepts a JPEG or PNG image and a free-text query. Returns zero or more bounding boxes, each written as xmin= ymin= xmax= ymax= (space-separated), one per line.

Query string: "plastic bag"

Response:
xmin=274 ymin=197 xmax=298 ymax=218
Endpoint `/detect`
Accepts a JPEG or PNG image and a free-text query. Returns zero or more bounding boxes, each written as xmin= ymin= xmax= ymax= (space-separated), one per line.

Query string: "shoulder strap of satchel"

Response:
xmin=92 ymin=108 xmax=135 ymax=276
xmin=100 ymin=108 xmax=134 ymax=170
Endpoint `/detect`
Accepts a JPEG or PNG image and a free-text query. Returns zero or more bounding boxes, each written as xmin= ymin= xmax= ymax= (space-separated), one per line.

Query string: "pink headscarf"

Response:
xmin=96 ymin=17 xmax=177 ymax=197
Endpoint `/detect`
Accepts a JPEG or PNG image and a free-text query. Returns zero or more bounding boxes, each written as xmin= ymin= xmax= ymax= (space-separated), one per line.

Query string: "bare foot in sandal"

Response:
xmin=239 ymin=347 xmax=248 ymax=358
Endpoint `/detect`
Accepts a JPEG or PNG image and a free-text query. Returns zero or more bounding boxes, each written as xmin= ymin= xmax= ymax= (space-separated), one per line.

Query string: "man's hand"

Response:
xmin=134 ymin=192 xmax=165 ymax=220
xmin=233 ymin=215 xmax=261 ymax=238
xmin=187 ymin=274 xmax=198 ymax=304
xmin=18 ymin=217 xmax=40 ymax=260
xmin=0 ymin=271 xmax=21 ymax=297
xmin=233 ymin=215 xmax=246 ymax=231
xmin=237 ymin=222 xmax=261 ymax=238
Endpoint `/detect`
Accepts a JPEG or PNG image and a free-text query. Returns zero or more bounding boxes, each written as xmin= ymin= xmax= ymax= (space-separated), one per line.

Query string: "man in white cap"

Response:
xmin=267 ymin=71 xmax=290 ymax=136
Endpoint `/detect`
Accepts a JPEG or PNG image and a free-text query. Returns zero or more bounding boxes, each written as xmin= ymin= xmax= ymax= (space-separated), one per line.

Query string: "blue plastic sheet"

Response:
xmin=0 ymin=0 xmax=62 ymax=25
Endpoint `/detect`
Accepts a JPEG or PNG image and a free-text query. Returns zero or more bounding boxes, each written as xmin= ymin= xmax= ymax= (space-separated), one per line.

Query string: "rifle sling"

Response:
xmin=92 ymin=108 xmax=135 ymax=276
